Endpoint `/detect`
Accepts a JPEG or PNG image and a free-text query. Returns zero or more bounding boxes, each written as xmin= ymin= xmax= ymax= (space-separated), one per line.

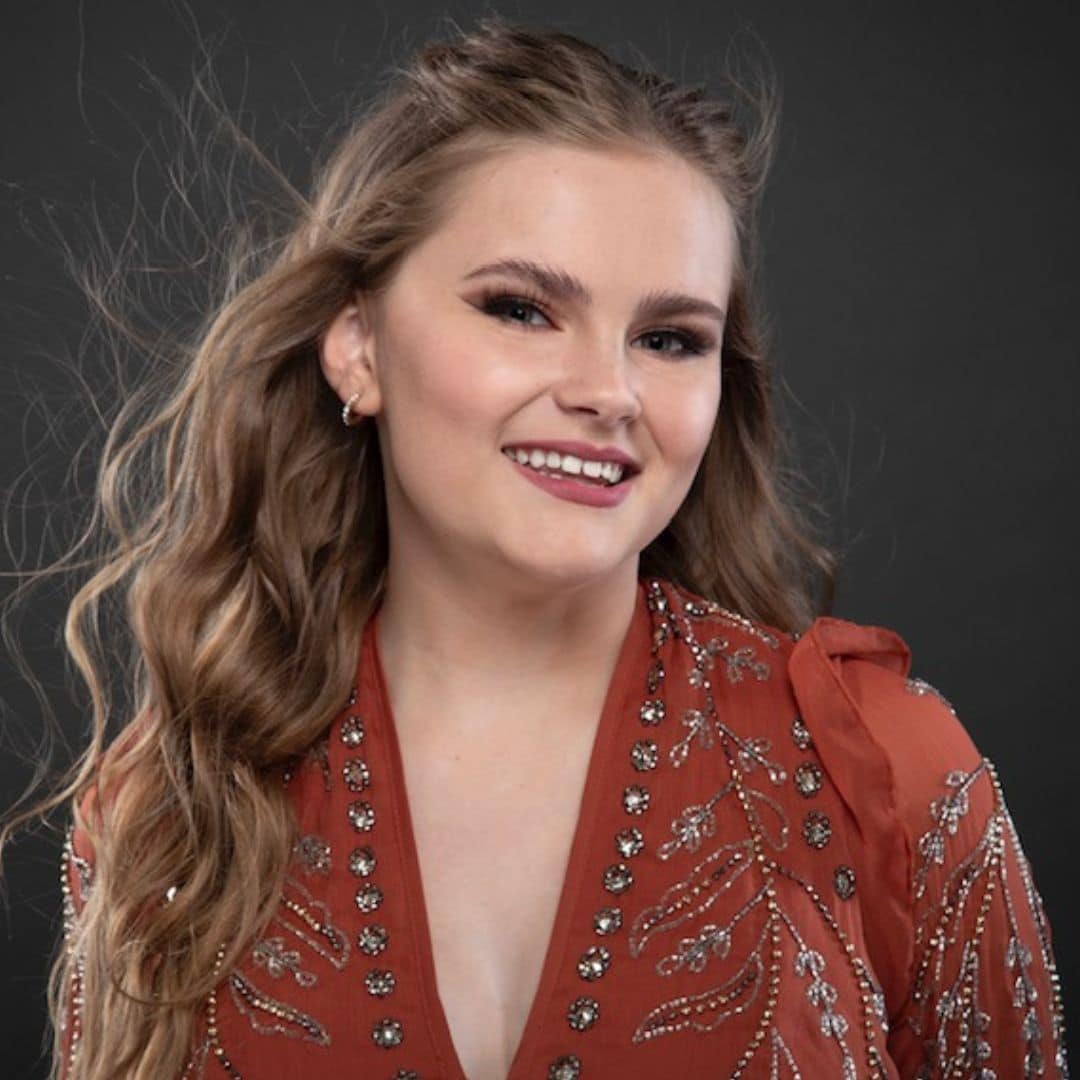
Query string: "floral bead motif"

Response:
xmin=567 ymin=996 xmax=600 ymax=1032
xmin=803 ymin=810 xmax=832 ymax=849
xmin=372 ymin=1017 xmax=404 ymax=1048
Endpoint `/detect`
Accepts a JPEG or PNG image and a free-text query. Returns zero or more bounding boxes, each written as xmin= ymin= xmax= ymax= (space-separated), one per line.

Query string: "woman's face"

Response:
xmin=333 ymin=139 xmax=736 ymax=595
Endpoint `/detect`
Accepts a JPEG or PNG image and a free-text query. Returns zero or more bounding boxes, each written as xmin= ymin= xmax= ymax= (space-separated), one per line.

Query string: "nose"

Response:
xmin=551 ymin=336 xmax=643 ymax=426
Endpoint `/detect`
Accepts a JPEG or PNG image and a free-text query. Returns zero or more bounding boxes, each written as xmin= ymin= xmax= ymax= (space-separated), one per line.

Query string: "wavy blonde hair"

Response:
xmin=1 ymin=15 xmax=835 ymax=1078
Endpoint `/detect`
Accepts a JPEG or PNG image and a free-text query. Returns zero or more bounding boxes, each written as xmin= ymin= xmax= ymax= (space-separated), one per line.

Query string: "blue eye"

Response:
xmin=636 ymin=329 xmax=712 ymax=358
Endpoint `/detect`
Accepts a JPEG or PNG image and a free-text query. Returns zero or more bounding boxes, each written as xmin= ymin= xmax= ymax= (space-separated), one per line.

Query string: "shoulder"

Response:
xmin=786 ymin=613 xmax=986 ymax=844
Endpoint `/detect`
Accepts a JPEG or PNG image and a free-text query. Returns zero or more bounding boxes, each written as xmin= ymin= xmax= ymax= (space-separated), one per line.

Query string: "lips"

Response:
xmin=506 ymin=453 xmax=636 ymax=508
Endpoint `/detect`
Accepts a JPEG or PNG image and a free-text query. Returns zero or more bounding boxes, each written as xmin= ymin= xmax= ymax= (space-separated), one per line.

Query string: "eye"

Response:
xmin=634 ymin=328 xmax=714 ymax=359
xmin=478 ymin=290 xmax=552 ymax=329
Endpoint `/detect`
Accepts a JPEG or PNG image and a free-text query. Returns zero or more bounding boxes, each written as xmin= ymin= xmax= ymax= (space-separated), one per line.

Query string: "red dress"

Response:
xmin=61 ymin=576 xmax=1068 ymax=1078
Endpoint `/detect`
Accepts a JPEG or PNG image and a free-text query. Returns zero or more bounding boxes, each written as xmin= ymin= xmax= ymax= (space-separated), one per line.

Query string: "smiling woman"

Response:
xmin=1 ymin=13 xmax=1067 ymax=1080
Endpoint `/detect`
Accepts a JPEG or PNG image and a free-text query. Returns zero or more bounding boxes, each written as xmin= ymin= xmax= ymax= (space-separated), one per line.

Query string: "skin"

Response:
xmin=320 ymin=139 xmax=736 ymax=1078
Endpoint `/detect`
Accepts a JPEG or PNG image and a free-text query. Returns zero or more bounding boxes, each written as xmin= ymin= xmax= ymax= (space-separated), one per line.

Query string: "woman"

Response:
xmin=21 ymin=15 xmax=1067 ymax=1080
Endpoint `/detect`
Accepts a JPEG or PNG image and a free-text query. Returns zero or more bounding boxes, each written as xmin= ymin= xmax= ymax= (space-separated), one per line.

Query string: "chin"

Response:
xmin=494 ymin=546 xmax=637 ymax=591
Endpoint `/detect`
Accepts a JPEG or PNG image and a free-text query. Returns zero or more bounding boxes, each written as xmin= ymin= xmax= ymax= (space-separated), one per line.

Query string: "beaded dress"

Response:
xmin=60 ymin=576 xmax=1068 ymax=1078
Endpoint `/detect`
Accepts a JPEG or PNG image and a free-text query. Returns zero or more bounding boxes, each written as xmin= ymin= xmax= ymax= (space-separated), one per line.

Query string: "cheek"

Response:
xmin=652 ymin=372 xmax=721 ymax=468
xmin=380 ymin=321 xmax=519 ymax=460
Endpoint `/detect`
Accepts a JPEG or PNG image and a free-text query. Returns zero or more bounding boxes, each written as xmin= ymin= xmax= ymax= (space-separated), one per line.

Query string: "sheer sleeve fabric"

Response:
xmin=790 ymin=617 xmax=1068 ymax=1078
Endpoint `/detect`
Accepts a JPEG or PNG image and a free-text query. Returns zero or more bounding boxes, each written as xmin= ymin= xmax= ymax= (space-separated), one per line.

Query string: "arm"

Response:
xmin=788 ymin=619 xmax=1068 ymax=1078
xmin=887 ymin=745 xmax=1067 ymax=1077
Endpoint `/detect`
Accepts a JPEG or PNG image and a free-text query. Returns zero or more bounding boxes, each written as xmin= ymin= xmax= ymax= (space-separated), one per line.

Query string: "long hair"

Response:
xmin=2 ymin=15 xmax=835 ymax=1078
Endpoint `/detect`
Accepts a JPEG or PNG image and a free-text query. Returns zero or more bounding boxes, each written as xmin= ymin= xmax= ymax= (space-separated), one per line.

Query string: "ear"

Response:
xmin=319 ymin=289 xmax=383 ymax=418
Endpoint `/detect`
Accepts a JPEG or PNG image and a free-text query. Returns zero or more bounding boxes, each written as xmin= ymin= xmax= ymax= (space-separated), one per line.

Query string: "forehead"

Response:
xmin=403 ymin=139 xmax=737 ymax=301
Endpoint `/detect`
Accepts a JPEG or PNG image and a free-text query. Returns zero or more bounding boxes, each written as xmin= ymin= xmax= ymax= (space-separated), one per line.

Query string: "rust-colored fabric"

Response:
xmin=62 ymin=576 xmax=1068 ymax=1078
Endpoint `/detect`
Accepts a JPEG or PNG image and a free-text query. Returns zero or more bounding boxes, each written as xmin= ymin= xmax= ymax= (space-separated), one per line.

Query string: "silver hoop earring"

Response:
xmin=342 ymin=390 xmax=365 ymax=427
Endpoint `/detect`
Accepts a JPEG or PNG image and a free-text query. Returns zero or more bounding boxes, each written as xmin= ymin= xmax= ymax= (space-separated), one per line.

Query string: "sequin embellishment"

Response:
xmin=358 ymin=924 xmax=390 ymax=956
xmin=803 ymin=810 xmax=832 ymax=849
xmin=833 ymin=865 xmax=856 ymax=900
xmin=372 ymin=1017 xmax=404 ymax=1048
xmin=348 ymin=800 xmax=376 ymax=832
xmin=567 ymin=996 xmax=600 ymax=1031
xmin=631 ymin=739 xmax=659 ymax=771
xmin=791 ymin=715 xmax=813 ymax=751
xmin=349 ymin=845 xmax=377 ymax=878
xmin=903 ymin=760 xmax=1069 ymax=1076
xmin=577 ymin=945 xmax=612 ymax=981
xmin=227 ymin=971 xmax=331 ymax=1045
xmin=343 ymin=758 xmax=371 ymax=792
xmin=615 ymin=827 xmax=645 ymax=858
xmin=365 ymin=969 xmax=397 ymax=997
xmin=355 ymin=883 xmax=384 ymax=913
xmin=594 ymin=907 xmax=623 ymax=935
xmin=341 ymin=714 xmax=365 ymax=747
xmin=293 ymin=834 xmax=332 ymax=876
xmin=904 ymin=675 xmax=958 ymax=716
xmin=252 ymin=938 xmax=317 ymax=987
xmin=623 ymin=785 xmax=650 ymax=815
xmin=548 ymin=1054 xmax=581 ymax=1079
xmin=603 ymin=863 xmax=634 ymax=895
xmin=793 ymin=761 xmax=824 ymax=798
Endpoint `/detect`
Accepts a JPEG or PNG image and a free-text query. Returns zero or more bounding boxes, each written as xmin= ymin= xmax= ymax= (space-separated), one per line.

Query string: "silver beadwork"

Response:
xmin=793 ymin=761 xmax=824 ymax=798
xmin=631 ymin=739 xmax=659 ymax=771
xmin=615 ymin=827 xmax=645 ymax=859
xmin=833 ymin=865 xmax=857 ymax=900
xmin=803 ymin=810 xmax=832 ymax=849
xmin=372 ymin=1017 xmax=404 ymax=1048
xmin=603 ymin=863 xmax=634 ymax=895
xmin=791 ymin=715 xmax=813 ymax=750
xmin=622 ymin=785 xmax=650 ymax=815
xmin=355 ymin=883 xmax=383 ymax=913
xmin=577 ymin=945 xmax=612 ymax=981
xmin=567 ymin=996 xmax=600 ymax=1031
xmin=293 ymin=835 xmax=331 ymax=876
xmin=593 ymin=907 xmax=622 ymax=935
xmin=341 ymin=715 xmax=365 ymax=747
xmin=343 ymin=758 xmax=372 ymax=792
xmin=639 ymin=698 xmax=665 ymax=726
xmin=349 ymin=846 xmax=377 ymax=878
xmin=548 ymin=1055 xmax=581 ymax=1080
xmin=364 ymin=969 xmax=397 ymax=997
xmin=348 ymin=800 xmax=376 ymax=832
xmin=357 ymin=924 xmax=389 ymax=956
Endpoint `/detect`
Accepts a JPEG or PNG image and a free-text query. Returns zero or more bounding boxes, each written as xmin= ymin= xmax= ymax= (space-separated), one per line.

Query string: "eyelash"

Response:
xmin=476 ymin=288 xmax=715 ymax=359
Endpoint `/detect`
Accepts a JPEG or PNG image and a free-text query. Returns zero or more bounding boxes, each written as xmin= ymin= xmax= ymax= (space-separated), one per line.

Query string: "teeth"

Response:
xmin=505 ymin=448 xmax=627 ymax=485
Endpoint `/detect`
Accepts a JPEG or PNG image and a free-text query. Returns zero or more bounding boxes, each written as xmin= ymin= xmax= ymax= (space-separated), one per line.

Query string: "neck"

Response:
xmin=374 ymin=554 xmax=641 ymax=730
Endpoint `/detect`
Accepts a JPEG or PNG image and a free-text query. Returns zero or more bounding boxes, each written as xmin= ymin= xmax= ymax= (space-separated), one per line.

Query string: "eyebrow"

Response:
xmin=462 ymin=258 xmax=727 ymax=326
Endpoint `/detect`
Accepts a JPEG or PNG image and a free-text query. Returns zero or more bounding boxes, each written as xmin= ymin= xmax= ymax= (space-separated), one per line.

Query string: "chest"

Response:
xmin=397 ymin=717 xmax=598 ymax=1080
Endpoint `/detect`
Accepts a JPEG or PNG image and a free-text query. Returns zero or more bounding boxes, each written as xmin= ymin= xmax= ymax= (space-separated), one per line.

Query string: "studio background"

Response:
xmin=1 ymin=1 xmax=1076 ymax=1075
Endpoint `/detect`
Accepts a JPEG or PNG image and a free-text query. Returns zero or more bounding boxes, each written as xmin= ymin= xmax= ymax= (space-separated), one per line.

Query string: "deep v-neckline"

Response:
xmin=366 ymin=581 xmax=648 ymax=1079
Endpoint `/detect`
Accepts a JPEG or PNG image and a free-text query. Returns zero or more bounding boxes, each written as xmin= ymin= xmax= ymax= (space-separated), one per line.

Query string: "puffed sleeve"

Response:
xmin=789 ymin=616 xmax=1068 ymax=1079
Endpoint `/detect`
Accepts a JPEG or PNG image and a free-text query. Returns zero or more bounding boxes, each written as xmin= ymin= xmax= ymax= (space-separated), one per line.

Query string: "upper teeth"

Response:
xmin=504 ymin=447 xmax=627 ymax=484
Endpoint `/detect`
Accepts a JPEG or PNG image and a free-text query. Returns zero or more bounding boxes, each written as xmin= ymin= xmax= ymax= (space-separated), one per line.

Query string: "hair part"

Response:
xmin=2 ymin=15 xmax=834 ymax=1077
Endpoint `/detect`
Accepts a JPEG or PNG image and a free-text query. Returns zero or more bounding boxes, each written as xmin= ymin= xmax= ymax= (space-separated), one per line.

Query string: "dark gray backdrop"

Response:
xmin=2 ymin=1 xmax=1076 ymax=1076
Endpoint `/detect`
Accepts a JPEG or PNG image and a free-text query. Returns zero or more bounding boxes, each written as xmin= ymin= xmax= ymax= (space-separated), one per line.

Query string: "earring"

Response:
xmin=342 ymin=389 xmax=365 ymax=427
